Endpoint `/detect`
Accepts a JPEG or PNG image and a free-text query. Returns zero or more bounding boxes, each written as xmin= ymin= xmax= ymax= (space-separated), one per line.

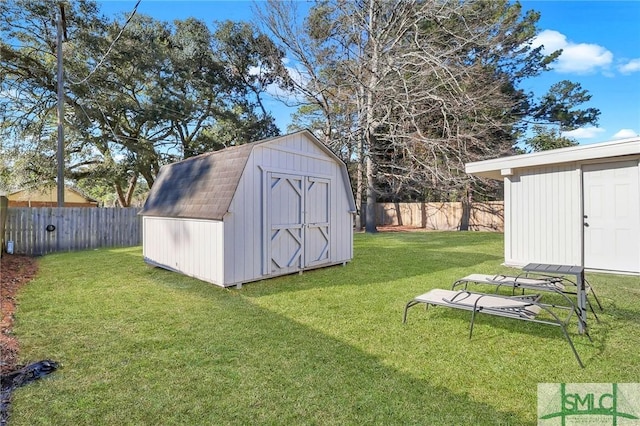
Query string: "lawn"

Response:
xmin=9 ymin=232 xmax=640 ymax=425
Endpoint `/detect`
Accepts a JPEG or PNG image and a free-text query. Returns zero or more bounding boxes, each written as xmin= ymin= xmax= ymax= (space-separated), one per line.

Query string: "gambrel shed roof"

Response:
xmin=140 ymin=142 xmax=256 ymax=220
xmin=140 ymin=130 xmax=355 ymax=221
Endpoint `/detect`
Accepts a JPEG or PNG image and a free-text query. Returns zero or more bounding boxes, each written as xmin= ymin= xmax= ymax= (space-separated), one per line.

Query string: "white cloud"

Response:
xmin=267 ymin=65 xmax=308 ymax=103
xmin=248 ymin=61 xmax=308 ymax=104
xmin=619 ymin=58 xmax=640 ymax=74
xmin=531 ymin=30 xmax=613 ymax=74
xmin=612 ymin=129 xmax=639 ymax=139
xmin=531 ymin=30 xmax=567 ymax=53
xmin=561 ymin=126 xmax=605 ymax=139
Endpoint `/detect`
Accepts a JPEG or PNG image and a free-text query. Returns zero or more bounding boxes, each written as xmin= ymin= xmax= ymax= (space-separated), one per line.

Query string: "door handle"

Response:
xmin=584 ymin=222 xmax=589 ymax=227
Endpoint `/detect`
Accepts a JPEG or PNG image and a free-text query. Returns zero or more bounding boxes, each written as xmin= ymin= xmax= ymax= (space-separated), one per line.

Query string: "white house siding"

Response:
xmin=505 ymin=164 xmax=582 ymax=267
xmin=143 ymin=217 xmax=225 ymax=285
xmin=466 ymin=138 xmax=640 ymax=275
xmin=222 ymin=133 xmax=353 ymax=286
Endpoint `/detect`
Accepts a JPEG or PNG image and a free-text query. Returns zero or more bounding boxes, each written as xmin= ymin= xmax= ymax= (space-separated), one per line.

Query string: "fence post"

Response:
xmin=460 ymin=198 xmax=471 ymax=231
xmin=0 ymin=196 xmax=7 ymax=256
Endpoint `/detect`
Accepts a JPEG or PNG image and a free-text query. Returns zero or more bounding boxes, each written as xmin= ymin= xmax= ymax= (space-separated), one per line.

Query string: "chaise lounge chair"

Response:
xmin=451 ymin=273 xmax=603 ymax=320
xmin=402 ymin=288 xmax=589 ymax=367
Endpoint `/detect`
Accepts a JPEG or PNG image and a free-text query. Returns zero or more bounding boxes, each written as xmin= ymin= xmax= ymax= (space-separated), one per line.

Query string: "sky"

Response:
xmin=97 ymin=0 xmax=640 ymax=145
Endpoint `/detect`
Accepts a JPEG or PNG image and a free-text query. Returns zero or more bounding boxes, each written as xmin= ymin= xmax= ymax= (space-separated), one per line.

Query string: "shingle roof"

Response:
xmin=140 ymin=130 xmax=356 ymax=220
xmin=139 ymin=142 xmax=256 ymax=220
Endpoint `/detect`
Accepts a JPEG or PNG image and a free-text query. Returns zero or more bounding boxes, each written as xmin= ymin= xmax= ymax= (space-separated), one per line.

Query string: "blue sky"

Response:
xmin=98 ymin=0 xmax=640 ymax=144
xmin=523 ymin=1 xmax=640 ymax=143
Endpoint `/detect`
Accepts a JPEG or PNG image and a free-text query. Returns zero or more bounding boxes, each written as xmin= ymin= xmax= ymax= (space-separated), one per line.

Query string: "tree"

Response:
xmin=533 ymin=81 xmax=600 ymax=130
xmin=256 ymin=0 xmax=366 ymax=228
xmin=369 ymin=0 xmax=535 ymax=202
xmin=259 ymin=0 xmax=434 ymax=232
xmin=0 ymin=0 xmax=290 ymax=205
xmin=524 ymin=80 xmax=600 ymax=151
xmin=524 ymin=125 xmax=578 ymax=152
xmin=0 ymin=0 xmax=106 ymax=192
xmin=67 ymin=13 xmax=287 ymax=205
xmin=258 ymin=0 xmax=560 ymax=231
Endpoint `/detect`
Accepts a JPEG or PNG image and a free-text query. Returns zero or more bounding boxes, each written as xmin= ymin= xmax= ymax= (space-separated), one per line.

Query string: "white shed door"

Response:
xmin=583 ymin=161 xmax=640 ymax=272
xmin=305 ymin=177 xmax=331 ymax=267
xmin=266 ymin=173 xmax=331 ymax=275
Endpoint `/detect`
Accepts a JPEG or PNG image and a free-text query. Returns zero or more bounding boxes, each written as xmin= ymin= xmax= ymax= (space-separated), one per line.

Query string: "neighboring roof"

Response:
xmin=466 ymin=137 xmax=640 ymax=180
xmin=8 ymin=185 xmax=98 ymax=203
xmin=140 ymin=130 xmax=355 ymax=220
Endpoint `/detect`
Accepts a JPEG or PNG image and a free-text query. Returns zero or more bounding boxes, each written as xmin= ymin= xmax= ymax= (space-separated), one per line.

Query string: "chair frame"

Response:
xmin=452 ymin=273 xmax=602 ymax=323
xmin=403 ymin=288 xmax=590 ymax=368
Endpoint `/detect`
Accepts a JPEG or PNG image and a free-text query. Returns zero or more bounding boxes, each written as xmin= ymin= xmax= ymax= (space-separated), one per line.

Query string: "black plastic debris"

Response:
xmin=1 ymin=360 xmax=58 ymax=426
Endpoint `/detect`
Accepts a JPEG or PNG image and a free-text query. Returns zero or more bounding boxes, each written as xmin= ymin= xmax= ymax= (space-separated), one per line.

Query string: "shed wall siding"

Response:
xmin=506 ymin=164 xmax=582 ymax=266
xmin=143 ymin=217 xmax=225 ymax=285
xmin=223 ymin=133 xmax=353 ymax=286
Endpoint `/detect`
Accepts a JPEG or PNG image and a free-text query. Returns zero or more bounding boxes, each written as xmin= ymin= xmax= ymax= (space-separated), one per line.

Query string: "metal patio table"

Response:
xmin=522 ymin=263 xmax=588 ymax=334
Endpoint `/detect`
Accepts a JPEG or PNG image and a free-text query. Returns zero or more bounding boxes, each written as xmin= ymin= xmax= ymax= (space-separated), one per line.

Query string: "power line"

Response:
xmin=68 ymin=0 xmax=142 ymax=86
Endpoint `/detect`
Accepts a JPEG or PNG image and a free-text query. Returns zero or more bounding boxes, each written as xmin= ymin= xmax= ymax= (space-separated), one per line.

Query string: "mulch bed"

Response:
xmin=1 ymin=254 xmax=39 ymax=374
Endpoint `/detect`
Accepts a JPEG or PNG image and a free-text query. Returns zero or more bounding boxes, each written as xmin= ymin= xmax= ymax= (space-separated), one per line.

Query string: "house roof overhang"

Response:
xmin=465 ymin=137 xmax=640 ymax=180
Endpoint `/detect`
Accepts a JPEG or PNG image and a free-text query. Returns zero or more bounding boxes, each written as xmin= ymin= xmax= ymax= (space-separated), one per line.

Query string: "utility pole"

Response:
xmin=56 ymin=3 xmax=66 ymax=207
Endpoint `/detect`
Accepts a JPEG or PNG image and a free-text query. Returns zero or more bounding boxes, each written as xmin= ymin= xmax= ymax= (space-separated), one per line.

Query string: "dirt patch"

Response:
xmin=375 ymin=225 xmax=432 ymax=232
xmin=1 ymin=254 xmax=39 ymax=374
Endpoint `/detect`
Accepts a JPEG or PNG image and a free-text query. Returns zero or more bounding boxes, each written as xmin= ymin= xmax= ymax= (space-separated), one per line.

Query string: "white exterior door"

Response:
xmin=266 ymin=173 xmax=331 ymax=275
xmin=583 ymin=161 xmax=640 ymax=273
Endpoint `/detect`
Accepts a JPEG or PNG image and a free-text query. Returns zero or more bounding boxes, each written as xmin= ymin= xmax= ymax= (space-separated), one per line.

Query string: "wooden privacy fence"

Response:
xmin=2 ymin=203 xmax=501 ymax=256
xmin=376 ymin=201 xmax=504 ymax=231
xmin=4 ymin=207 xmax=141 ymax=255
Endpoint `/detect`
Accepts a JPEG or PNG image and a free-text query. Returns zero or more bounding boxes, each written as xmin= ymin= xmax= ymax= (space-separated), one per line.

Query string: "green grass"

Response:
xmin=9 ymin=232 xmax=640 ymax=425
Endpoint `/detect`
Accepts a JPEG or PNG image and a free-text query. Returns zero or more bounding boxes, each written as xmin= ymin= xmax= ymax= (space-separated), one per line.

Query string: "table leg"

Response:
xmin=577 ymin=271 xmax=587 ymax=334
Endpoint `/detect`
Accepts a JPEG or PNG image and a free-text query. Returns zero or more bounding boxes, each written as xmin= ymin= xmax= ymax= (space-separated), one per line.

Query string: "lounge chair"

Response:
xmin=452 ymin=273 xmax=602 ymax=320
xmin=523 ymin=272 xmax=604 ymax=311
xmin=402 ymin=288 xmax=588 ymax=367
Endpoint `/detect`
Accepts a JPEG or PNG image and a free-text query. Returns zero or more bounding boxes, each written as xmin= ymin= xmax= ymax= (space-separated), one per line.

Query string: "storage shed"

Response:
xmin=466 ymin=137 xmax=640 ymax=275
xmin=139 ymin=130 xmax=356 ymax=287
